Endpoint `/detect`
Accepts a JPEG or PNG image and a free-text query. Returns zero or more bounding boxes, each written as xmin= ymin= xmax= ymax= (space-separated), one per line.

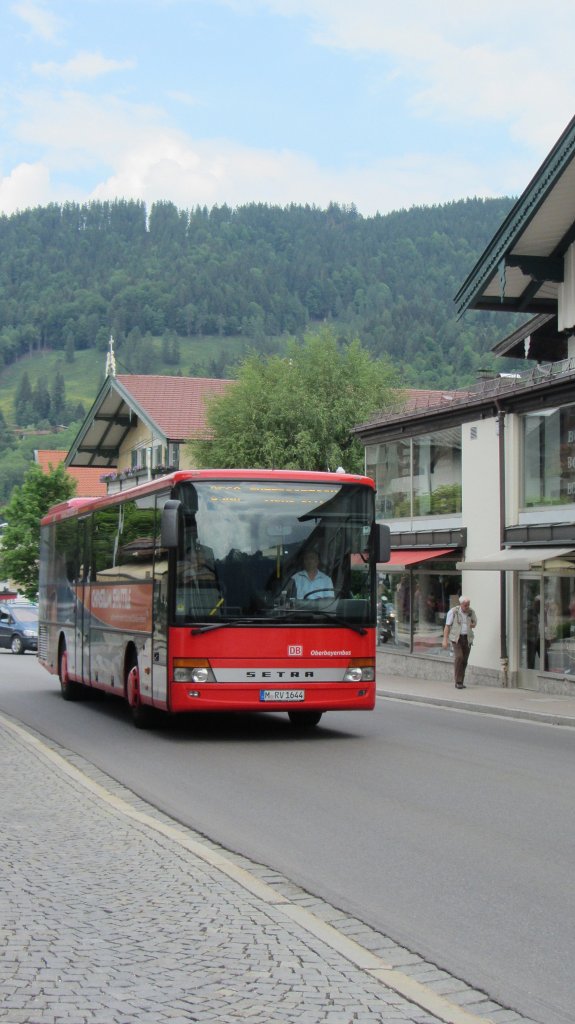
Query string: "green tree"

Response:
xmin=14 ymin=371 xmax=33 ymax=426
xmin=64 ymin=327 xmax=76 ymax=363
xmin=0 ymin=446 xmax=32 ymax=504
xmin=33 ymin=376 xmax=52 ymax=424
xmin=50 ymin=370 xmax=66 ymax=425
xmin=188 ymin=326 xmax=401 ymax=473
xmin=0 ymin=409 xmax=15 ymax=455
xmin=0 ymin=463 xmax=76 ymax=600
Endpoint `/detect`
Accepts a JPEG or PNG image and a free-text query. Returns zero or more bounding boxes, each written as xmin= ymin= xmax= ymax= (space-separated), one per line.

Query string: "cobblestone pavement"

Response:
xmin=0 ymin=714 xmax=538 ymax=1024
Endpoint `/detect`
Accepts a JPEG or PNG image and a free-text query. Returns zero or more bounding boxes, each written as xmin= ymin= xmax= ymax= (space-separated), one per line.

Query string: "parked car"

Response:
xmin=0 ymin=601 xmax=39 ymax=654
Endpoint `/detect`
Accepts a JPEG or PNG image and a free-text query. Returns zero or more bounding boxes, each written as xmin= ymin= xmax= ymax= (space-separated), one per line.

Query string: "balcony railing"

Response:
xmin=357 ymin=357 xmax=575 ymax=432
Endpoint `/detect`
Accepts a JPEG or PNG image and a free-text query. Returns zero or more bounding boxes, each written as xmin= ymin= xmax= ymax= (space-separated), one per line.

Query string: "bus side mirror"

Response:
xmin=160 ymin=500 xmax=182 ymax=549
xmin=374 ymin=524 xmax=391 ymax=564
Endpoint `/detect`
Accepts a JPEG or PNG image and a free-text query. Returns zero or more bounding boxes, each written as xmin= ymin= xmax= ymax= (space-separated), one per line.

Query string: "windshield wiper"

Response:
xmin=191 ymin=611 xmax=368 ymax=636
xmin=191 ymin=617 xmax=265 ymax=635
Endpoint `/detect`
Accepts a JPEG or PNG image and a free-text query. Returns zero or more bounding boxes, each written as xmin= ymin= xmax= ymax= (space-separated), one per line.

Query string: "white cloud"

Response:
xmin=3 ymin=2 xmax=572 ymax=217
xmin=0 ymin=162 xmax=54 ymax=214
xmin=33 ymin=51 xmax=136 ymax=81
xmin=15 ymin=91 xmax=167 ymax=169
xmin=11 ymin=0 xmax=63 ymax=41
xmin=4 ymin=88 xmax=512 ymax=215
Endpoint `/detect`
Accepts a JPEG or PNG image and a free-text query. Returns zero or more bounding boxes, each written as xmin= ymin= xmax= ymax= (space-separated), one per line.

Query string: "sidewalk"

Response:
xmin=0 ymin=713 xmax=536 ymax=1024
xmin=376 ymin=672 xmax=575 ymax=727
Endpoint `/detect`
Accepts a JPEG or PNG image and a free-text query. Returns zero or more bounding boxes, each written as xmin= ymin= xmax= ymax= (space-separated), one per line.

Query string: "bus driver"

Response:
xmin=292 ymin=548 xmax=334 ymax=600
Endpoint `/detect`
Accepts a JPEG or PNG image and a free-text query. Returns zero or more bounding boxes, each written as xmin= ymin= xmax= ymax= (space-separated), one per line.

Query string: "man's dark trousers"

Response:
xmin=454 ymin=636 xmax=470 ymax=686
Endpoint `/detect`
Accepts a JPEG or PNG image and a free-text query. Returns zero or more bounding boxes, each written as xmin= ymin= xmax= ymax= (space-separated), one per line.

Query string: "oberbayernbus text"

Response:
xmin=38 ymin=469 xmax=390 ymax=729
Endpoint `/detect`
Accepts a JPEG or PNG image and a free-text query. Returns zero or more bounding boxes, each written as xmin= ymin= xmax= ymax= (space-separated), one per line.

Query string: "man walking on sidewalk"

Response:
xmin=442 ymin=596 xmax=477 ymax=688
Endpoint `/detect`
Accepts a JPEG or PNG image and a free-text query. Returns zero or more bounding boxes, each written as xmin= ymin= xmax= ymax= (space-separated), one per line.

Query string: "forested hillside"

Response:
xmin=0 ymin=195 xmax=523 ymax=503
xmin=0 ymin=195 xmax=518 ymax=394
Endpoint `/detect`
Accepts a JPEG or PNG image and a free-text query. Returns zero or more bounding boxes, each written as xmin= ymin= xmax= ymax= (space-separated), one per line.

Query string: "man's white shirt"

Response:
xmin=293 ymin=570 xmax=334 ymax=600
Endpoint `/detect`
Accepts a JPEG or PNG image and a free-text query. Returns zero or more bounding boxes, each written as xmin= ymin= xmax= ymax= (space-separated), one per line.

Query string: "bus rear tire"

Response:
xmin=126 ymin=657 xmax=154 ymax=729
xmin=59 ymin=644 xmax=83 ymax=701
xmin=288 ymin=710 xmax=323 ymax=730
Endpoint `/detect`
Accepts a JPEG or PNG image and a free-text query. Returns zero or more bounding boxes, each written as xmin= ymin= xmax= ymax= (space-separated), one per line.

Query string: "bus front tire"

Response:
xmin=288 ymin=710 xmax=323 ymax=730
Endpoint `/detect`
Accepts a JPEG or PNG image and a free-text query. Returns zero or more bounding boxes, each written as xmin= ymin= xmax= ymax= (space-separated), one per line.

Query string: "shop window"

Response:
xmin=377 ymin=564 xmax=461 ymax=655
xmin=413 ymin=428 xmax=462 ymax=516
xmin=366 ymin=425 xmax=462 ymax=521
xmin=520 ymin=574 xmax=575 ymax=674
xmin=367 ymin=439 xmax=411 ymax=519
xmin=522 ymin=405 xmax=575 ymax=508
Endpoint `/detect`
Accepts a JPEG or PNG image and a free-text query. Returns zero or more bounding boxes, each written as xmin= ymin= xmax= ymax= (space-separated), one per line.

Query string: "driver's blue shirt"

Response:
xmin=293 ymin=570 xmax=334 ymax=600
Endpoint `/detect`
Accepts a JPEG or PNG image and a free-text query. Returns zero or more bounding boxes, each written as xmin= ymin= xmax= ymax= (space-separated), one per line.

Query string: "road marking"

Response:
xmin=2 ymin=712 xmax=498 ymax=1024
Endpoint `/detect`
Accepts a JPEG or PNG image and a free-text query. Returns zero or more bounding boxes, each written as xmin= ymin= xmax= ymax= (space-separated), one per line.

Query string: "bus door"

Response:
xmin=152 ymin=495 xmax=171 ymax=705
xmin=77 ymin=515 xmax=92 ymax=684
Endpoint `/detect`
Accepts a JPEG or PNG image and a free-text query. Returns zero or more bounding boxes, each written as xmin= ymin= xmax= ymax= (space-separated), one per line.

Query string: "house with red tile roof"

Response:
xmin=65 ymin=371 xmax=233 ymax=493
xmin=35 ymin=450 xmax=110 ymax=497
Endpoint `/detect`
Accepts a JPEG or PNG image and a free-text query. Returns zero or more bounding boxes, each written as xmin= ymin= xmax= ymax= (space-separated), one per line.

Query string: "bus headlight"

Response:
xmin=173 ymin=659 xmax=216 ymax=683
xmin=343 ymin=658 xmax=375 ymax=683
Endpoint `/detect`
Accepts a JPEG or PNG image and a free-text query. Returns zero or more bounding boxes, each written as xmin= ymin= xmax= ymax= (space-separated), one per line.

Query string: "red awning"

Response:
xmin=380 ymin=548 xmax=455 ymax=570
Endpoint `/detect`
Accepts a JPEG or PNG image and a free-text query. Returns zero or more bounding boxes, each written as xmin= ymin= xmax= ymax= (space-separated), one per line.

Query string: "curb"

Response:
xmin=377 ymin=689 xmax=575 ymax=728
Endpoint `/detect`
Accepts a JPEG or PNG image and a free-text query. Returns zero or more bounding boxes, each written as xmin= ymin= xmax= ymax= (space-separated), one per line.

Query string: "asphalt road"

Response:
xmin=2 ymin=651 xmax=575 ymax=1024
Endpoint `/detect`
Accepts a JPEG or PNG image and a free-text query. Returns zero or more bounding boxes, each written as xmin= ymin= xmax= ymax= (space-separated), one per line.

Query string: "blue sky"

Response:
xmin=1 ymin=0 xmax=574 ymax=216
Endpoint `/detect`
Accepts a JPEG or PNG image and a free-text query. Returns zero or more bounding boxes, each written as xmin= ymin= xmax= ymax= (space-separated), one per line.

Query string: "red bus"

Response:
xmin=38 ymin=469 xmax=389 ymax=728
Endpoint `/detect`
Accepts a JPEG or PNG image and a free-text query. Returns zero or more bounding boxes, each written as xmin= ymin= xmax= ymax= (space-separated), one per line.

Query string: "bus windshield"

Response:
xmin=173 ymin=479 xmax=375 ymax=629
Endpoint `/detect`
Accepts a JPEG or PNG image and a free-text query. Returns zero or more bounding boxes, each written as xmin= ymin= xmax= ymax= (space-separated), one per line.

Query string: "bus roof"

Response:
xmin=41 ymin=468 xmax=375 ymax=525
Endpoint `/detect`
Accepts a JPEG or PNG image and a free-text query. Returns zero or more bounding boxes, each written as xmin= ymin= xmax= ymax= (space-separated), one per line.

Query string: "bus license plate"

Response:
xmin=259 ymin=689 xmax=305 ymax=702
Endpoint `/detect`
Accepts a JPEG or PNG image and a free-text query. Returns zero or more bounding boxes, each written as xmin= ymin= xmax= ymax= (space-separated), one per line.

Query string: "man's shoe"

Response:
xmin=455 ymin=683 xmax=464 ymax=688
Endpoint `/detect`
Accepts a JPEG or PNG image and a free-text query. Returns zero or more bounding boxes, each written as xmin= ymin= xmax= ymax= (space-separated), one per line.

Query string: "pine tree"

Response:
xmin=50 ymin=371 xmax=66 ymax=425
xmin=33 ymin=377 xmax=52 ymax=424
xmin=14 ymin=371 xmax=33 ymax=426
xmin=0 ymin=409 xmax=15 ymax=453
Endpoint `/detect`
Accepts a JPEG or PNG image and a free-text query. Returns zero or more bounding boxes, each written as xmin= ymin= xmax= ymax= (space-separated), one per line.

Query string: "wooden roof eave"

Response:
xmin=66 ymin=376 xmax=169 ymax=468
xmin=65 ymin=375 xmax=115 ymax=468
xmin=454 ymin=115 xmax=575 ymax=318
xmin=491 ymin=313 xmax=565 ymax=361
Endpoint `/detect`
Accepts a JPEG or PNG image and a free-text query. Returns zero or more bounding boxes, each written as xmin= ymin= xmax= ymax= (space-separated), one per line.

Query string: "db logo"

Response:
xmin=288 ymin=645 xmax=303 ymax=656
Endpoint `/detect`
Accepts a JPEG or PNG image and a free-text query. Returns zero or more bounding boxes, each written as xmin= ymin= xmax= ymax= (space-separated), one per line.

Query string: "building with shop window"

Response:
xmin=356 ymin=114 xmax=575 ymax=694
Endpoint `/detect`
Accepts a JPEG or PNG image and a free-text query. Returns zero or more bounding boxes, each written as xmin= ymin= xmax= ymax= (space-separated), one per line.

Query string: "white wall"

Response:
xmin=460 ymin=416 xmax=503 ymax=677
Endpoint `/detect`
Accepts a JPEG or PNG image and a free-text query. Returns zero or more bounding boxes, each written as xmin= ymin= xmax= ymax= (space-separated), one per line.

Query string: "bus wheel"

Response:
xmin=288 ymin=710 xmax=323 ymax=730
xmin=126 ymin=659 xmax=154 ymax=729
xmin=59 ymin=644 xmax=83 ymax=701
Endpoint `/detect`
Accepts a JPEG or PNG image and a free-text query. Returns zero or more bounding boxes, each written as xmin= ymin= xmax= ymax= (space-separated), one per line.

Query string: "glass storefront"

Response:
xmin=378 ymin=560 xmax=461 ymax=656
xmin=366 ymin=426 xmax=462 ymax=521
xmin=519 ymin=573 xmax=575 ymax=676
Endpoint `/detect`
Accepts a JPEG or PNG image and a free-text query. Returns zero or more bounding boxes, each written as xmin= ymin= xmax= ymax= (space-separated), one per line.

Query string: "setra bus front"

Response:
xmin=160 ymin=472 xmax=388 ymax=729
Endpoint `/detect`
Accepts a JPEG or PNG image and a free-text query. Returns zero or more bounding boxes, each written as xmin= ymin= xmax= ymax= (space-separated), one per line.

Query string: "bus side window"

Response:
xmin=93 ymin=507 xmax=120 ymax=578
